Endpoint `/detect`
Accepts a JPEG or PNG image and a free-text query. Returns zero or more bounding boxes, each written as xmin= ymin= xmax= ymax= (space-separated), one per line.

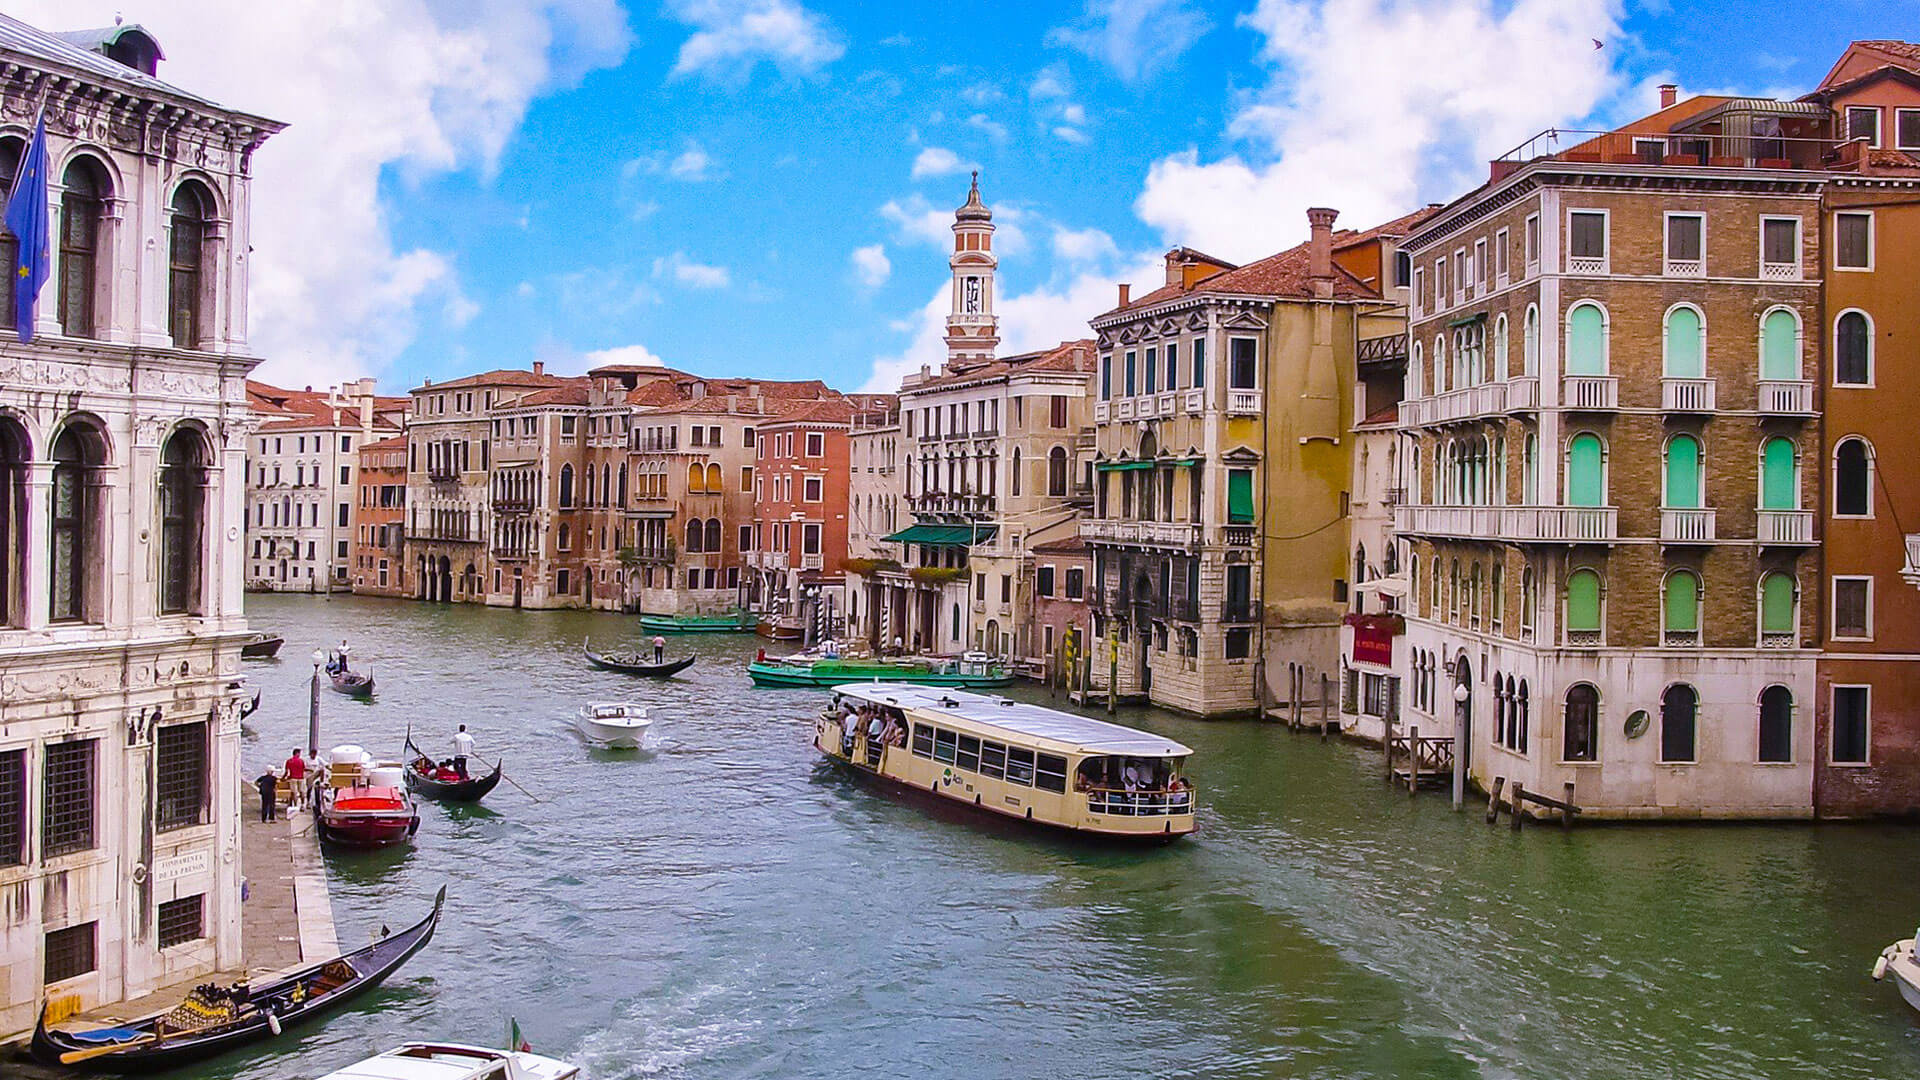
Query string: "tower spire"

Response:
xmin=946 ymin=175 xmax=998 ymax=366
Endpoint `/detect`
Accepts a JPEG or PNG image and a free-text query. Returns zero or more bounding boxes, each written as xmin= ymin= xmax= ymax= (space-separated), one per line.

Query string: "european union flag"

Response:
xmin=3 ymin=115 xmax=49 ymax=344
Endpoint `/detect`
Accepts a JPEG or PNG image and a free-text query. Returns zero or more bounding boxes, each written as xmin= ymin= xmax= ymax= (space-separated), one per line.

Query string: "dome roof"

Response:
xmin=955 ymin=172 xmax=991 ymax=222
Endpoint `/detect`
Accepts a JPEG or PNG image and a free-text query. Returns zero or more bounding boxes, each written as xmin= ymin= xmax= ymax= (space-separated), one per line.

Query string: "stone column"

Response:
xmin=23 ymin=461 xmax=51 ymax=630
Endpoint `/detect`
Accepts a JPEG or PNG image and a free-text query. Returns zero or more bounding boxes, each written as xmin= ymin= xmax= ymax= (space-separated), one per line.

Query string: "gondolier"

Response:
xmin=451 ymin=725 xmax=474 ymax=778
xmin=652 ymin=635 xmax=666 ymax=663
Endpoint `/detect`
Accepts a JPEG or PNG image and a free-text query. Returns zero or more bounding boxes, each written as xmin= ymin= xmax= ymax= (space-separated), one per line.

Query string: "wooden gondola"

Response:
xmin=582 ymin=638 xmax=696 ymax=678
xmin=402 ymin=731 xmax=501 ymax=802
xmin=328 ymin=666 xmax=374 ymax=698
xmin=238 ymin=633 xmax=284 ymax=660
xmin=31 ymin=887 xmax=445 ymax=1072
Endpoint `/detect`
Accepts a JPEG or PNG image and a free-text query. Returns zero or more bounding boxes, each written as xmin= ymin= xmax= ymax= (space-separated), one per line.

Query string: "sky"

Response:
xmin=5 ymin=0 xmax=1911 ymax=395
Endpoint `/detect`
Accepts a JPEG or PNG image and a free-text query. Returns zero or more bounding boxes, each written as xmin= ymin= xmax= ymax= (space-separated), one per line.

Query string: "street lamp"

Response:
xmin=309 ymin=648 xmax=326 ymax=757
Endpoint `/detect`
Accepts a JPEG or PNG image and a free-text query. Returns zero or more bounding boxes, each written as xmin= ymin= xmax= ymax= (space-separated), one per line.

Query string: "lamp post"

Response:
xmin=309 ymin=648 xmax=326 ymax=757
xmin=1451 ymin=680 xmax=1469 ymax=811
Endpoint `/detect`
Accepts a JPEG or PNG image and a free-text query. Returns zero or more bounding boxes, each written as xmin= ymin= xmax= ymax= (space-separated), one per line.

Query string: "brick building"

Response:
xmin=351 ymin=435 xmax=409 ymax=596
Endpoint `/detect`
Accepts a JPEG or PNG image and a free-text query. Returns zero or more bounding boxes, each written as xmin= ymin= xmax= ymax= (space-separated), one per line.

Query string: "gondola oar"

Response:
xmin=498 ymin=767 xmax=544 ymax=804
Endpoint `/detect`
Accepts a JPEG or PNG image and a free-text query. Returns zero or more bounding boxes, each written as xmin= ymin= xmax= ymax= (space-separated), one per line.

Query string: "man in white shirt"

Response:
xmin=451 ymin=724 xmax=475 ymax=778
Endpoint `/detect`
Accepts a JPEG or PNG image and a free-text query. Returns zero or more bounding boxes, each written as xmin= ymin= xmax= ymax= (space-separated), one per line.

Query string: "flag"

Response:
xmin=3 ymin=113 xmax=49 ymax=344
xmin=508 ymin=1017 xmax=530 ymax=1053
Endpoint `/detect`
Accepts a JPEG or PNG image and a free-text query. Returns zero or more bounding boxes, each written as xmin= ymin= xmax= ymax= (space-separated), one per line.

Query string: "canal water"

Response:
xmin=193 ymin=594 xmax=1920 ymax=1080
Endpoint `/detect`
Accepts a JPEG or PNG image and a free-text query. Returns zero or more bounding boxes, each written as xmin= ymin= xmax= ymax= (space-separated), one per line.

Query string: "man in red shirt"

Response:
xmin=284 ymin=748 xmax=307 ymax=809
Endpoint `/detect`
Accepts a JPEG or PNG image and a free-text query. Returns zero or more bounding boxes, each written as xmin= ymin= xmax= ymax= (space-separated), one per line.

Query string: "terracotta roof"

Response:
xmin=905 ymin=339 xmax=1097 ymax=392
xmin=512 ymin=380 xmax=591 ymax=407
xmin=1100 ymin=237 xmax=1379 ymax=319
xmin=412 ymin=368 xmax=563 ymax=393
xmin=762 ymin=398 xmax=855 ymax=427
xmin=625 ymin=380 xmax=686 ymax=407
xmin=360 ymin=435 xmax=408 ymax=451
xmin=1333 ymin=205 xmax=1444 ymax=251
xmin=1356 ymin=402 xmax=1400 ymax=429
xmin=1030 ymin=535 xmax=1090 ymax=556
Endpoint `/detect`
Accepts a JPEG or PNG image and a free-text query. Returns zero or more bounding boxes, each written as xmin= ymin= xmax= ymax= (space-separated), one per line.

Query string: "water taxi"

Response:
xmin=814 ymin=683 xmax=1195 ymax=841
xmin=575 ymin=702 xmax=651 ymax=749
xmin=1874 ymin=931 xmax=1920 ymax=1013
xmin=313 ymin=1043 xmax=576 ymax=1080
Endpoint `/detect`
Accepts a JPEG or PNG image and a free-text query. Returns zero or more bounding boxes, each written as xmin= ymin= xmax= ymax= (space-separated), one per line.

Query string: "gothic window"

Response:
xmin=159 ymin=427 xmax=209 ymax=615
xmin=685 ymin=519 xmax=703 ymax=553
xmin=169 ymin=182 xmax=215 ymax=349
xmin=60 ymin=157 xmax=111 ymax=340
xmin=0 ymin=415 xmax=24 ymax=627
xmin=559 ymin=464 xmax=574 ymax=507
xmin=705 ymin=518 xmax=721 ymax=553
xmin=1758 ymin=685 xmax=1793 ymax=763
xmin=1563 ymin=683 xmax=1599 ymax=762
xmin=1661 ymin=683 xmax=1698 ymax=763
xmin=50 ymin=420 xmax=106 ymax=622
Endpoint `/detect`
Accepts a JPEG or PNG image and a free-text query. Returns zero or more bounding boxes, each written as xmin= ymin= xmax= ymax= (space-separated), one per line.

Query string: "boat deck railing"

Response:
xmin=1085 ymin=787 xmax=1194 ymax=817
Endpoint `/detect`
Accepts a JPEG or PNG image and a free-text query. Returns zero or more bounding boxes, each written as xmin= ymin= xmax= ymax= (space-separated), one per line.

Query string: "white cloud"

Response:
xmin=442 ymin=291 xmax=481 ymax=328
xmin=652 ymin=252 xmax=733 ymax=289
xmin=1136 ymin=0 xmax=1626 ymax=260
xmin=879 ymin=194 xmax=954 ymax=247
xmin=961 ymin=81 xmax=1004 ymax=106
xmin=850 ymin=244 xmax=892 ymax=288
xmin=966 ymin=113 xmax=1009 ymax=141
xmin=861 ymin=253 xmax=1162 ymax=393
xmin=625 ymin=140 xmax=724 ymax=182
xmin=667 ymin=0 xmax=845 ymax=80
xmin=1060 ymin=102 xmax=1088 ymax=125
xmin=7 ymin=0 xmax=632 ymax=390
xmin=1047 ymin=0 xmax=1211 ymax=82
xmin=1052 ymin=225 xmax=1118 ymax=263
xmin=1053 ymin=125 xmax=1091 ymax=145
xmin=582 ymin=344 xmax=668 ymax=368
xmin=910 ymin=146 xmax=973 ymax=180
xmin=516 ymin=281 xmax=536 ymax=299
xmin=1029 ymin=65 xmax=1071 ymax=100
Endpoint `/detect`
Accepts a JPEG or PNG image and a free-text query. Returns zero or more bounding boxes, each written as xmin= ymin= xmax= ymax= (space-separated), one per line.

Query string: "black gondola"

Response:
xmin=583 ymin=637 xmax=696 ymax=677
xmin=31 ymin=886 xmax=445 ymax=1072
xmin=402 ymin=730 xmax=501 ymax=802
xmin=329 ymin=668 xmax=374 ymax=697
xmin=238 ymin=633 xmax=283 ymax=660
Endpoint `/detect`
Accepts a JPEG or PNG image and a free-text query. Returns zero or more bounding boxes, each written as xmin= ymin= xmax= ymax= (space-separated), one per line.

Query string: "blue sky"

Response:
xmin=11 ymin=0 xmax=1913 ymax=393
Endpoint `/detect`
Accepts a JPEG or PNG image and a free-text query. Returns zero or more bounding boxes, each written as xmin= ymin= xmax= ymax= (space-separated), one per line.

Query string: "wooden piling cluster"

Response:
xmin=1485 ymin=777 xmax=1581 ymax=830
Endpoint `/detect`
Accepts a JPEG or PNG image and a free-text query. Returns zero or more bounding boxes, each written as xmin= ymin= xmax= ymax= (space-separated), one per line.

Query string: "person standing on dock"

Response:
xmin=283 ymin=748 xmax=308 ymax=809
xmin=255 ymin=768 xmax=278 ymax=822
xmin=451 ymin=724 xmax=475 ymax=778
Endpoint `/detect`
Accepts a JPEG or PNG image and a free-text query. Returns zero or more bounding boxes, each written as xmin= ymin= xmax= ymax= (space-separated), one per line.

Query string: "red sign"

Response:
xmin=1351 ymin=624 xmax=1394 ymax=666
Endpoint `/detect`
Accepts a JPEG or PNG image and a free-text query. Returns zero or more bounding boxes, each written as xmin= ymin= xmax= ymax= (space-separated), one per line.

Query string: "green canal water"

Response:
xmin=180 ymin=594 xmax=1920 ymax=1079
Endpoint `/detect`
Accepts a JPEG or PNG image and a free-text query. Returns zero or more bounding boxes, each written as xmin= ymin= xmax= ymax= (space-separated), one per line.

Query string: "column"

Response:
xmin=23 ymin=462 xmax=50 ymax=630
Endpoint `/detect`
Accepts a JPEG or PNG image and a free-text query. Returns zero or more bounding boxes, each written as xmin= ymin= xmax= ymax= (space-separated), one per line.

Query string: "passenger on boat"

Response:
xmin=840 ymin=710 xmax=858 ymax=755
xmin=865 ymin=709 xmax=885 ymax=745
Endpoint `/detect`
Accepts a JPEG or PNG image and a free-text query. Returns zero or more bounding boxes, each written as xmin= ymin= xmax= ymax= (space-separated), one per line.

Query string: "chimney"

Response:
xmin=1659 ymin=83 xmax=1677 ymax=109
xmin=1165 ymin=250 xmax=1184 ymax=286
xmin=532 ymin=360 xmax=545 ymax=377
xmin=1306 ymin=207 xmax=1338 ymax=298
xmin=1117 ymin=282 xmax=1131 ymax=307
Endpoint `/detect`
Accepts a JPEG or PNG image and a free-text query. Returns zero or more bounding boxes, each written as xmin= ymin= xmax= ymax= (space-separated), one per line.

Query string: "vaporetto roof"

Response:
xmin=833 ymin=683 xmax=1193 ymax=757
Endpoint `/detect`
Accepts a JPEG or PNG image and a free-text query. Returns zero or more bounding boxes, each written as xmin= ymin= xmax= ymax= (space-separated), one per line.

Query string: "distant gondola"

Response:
xmin=402 ymin=731 xmax=501 ymax=803
xmin=582 ymin=638 xmax=696 ymax=678
xmin=31 ymin=887 xmax=445 ymax=1072
xmin=238 ymin=633 xmax=283 ymax=660
xmin=329 ymin=668 xmax=374 ymax=697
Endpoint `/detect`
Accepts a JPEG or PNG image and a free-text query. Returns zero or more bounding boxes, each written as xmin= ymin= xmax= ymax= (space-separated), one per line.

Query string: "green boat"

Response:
xmin=748 ymin=655 xmax=1016 ymax=689
xmin=638 ymin=610 xmax=756 ymax=634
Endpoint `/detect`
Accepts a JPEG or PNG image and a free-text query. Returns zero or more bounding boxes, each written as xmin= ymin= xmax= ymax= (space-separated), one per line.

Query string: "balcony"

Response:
xmin=1758 ymin=379 xmax=1814 ymax=415
xmin=1505 ymin=375 xmax=1539 ymax=412
xmin=1660 ymin=507 xmax=1716 ymax=544
xmin=1221 ymin=599 xmax=1258 ymax=624
xmin=1079 ymin=519 xmax=1201 ymax=550
xmin=1222 ymin=523 xmax=1257 ymax=546
xmin=1904 ymin=536 xmax=1920 ymax=590
xmin=802 ymin=553 xmax=824 ymax=570
xmin=426 ymin=465 xmax=460 ymax=483
xmin=1115 ymin=399 xmax=1136 ymax=421
xmin=1664 ymin=256 xmax=1704 ymax=278
xmin=1562 ymin=375 xmax=1618 ymax=410
xmin=492 ymin=495 xmax=534 ymax=514
xmin=1760 ymin=259 xmax=1802 ymax=281
xmin=1661 ymin=377 xmax=1716 ymax=412
xmin=1394 ymin=504 xmax=1618 ymax=544
xmin=1662 ymin=629 xmax=1700 ymax=648
xmin=1135 ymin=395 xmax=1156 ymax=420
xmin=1401 ymin=382 xmax=1508 ymax=427
xmin=1184 ymin=389 xmax=1205 ymax=413
xmin=1757 ymin=508 xmax=1815 ymax=545
xmin=1157 ymin=392 xmax=1177 ymax=416
xmin=1494 ymin=126 xmax=1841 ymax=174
xmin=1226 ymin=389 xmax=1261 ymax=416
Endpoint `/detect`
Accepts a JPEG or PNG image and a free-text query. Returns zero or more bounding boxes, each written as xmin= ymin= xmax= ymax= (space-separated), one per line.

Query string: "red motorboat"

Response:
xmin=317 ymin=784 xmax=420 ymax=848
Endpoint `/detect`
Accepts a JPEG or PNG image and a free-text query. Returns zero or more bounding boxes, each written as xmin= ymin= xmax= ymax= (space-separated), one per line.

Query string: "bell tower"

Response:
xmin=945 ymin=172 xmax=999 ymax=367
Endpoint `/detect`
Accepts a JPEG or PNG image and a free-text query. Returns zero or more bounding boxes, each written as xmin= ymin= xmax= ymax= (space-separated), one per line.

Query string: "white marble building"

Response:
xmin=0 ymin=16 xmax=279 ymax=1038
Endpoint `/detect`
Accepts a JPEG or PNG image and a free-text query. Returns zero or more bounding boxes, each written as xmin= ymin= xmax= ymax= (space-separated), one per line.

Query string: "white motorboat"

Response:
xmin=1874 ymin=933 xmax=1920 ymax=1012
xmin=575 ymin=702 xmax=652 ymax=749
xmin=315 ymin=1042 xmax=576 ymax=1080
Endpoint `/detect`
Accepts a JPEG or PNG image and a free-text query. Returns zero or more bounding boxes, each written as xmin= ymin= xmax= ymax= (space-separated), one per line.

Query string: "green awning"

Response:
xmin=1096 ymin=460 xmax=1156 ymax=472
xmin=1168 ymin=457 xmax=1203 ymax=467
xmin=882 ymin=523 xmax=998 ymax=546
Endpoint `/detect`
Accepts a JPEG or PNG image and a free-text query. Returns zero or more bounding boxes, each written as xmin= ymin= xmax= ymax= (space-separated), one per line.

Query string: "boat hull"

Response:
xmin=576 ymin=719 xmax=650 ymax=749
xmin=583 ymin=646 xmax=697 ymax=677
xmin=317 ymin=813 xmax=418 ymax=847
xmin=403 ymin=765 xmax=501 ymax=802
xmin=329 ymin=673 xmax=374 ymax=697
xmin=638 ymin=613 xmax=754 ymax=634
xmin=748 ymin=661 xmax=1015 ymax=689
xmin=239 ymin=635 xmax=283 ymax=659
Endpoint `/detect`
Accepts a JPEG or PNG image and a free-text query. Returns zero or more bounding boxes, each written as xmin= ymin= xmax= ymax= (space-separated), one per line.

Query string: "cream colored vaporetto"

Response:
xmin=814 ymin=684 xmax=1196 ymax=841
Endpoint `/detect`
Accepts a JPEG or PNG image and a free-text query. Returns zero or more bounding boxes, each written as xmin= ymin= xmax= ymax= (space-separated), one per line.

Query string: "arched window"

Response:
xmin=1520 ymin=566 xmax=1536 ymax=636
xmin=1516 ymin=680 xmax=1530 ymax=753
xmin=617 ymin=464 xmax=628 ymax=504
xmin=705 ymin=518 xmax=722 ymax=553
xmin=1760 ymin=309 xmax=1800 ymax=381
xmin=685 ymin=518 xmax=703 ymax=552
xmin=50 ymin=420 xmax=106 ymax=622
xmin=1760 ymin=572 xmax=1796 ymax=646
xmin=1010 ymin=447 xmax=1021 ymax=496
xmin=1663 ymin=569 xmax=1701 ymax=646
xmin=1567 ymin=432 xmax=1604 ymax=506
xmin=159 ymin=427 xmax=209 ymax=615
xmin=169 ymin=182 xmax=214 ymax=348
xmin=60 ymin=157 xmax=111 ymax=339
xmin=1835 ymin=310 xmax=1871 ymax=385
xmin=558 ymin=523 xmax=570 ymax=550
xmin=1663 ymin=305 xmax=1704 ymax=378
xmin=0 ymin=138 xmax=22 ymax=330
xmin=1493 ymin=314 xmax=1509 ymax=378
xmin=1564 ymin=683 xmax=1599 ymax=762
xmin=1760 ymin=437 xmax=1797 ymax=510
xmin=0 ymin=414 xmax=26 ymax=626
xmin=1566 ymin=302 xmax=1606 ymax=375
xmin=1432 ymin=335 xmax=1447 ymax=393
xmin=1491 ymin=563 xmax=1504 ymax=630
xmin=1408 ymin=341 xmax=1424 ymax=397
xmin=1835 ymin=437 xmax=1871 ymax=516
xmin=1661 ymin=683 xmax=1698 ymax=763
xmin=1047 ymin=446 xmax=1068 ymax=497
xmin=602 ymin=464 xmax=612 ymax=505
xmin=1566 ymin=567 xmax=1602 ymax=645
xmin=1522 ymin=305 xmax=1539 ymax=375
xmin=687 ymin=462 xmax=705 ymax=492
xmin=584 ymin=464 xmax=596 ymax=506
xmin=1522 ymin=433 xmax=1538 ymax=504
xmin=1664 ymin=434 xmax=1702 ymax=508
xmin=556 ymin=464 xmax=574 ymax=508
xmin=1758 ymin=685 xmax=1793 ymax=763
xmin=706 ymin=463 xmax=722 ymax=492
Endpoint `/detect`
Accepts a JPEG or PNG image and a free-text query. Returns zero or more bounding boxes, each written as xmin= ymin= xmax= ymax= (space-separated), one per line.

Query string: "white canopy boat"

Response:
xmin=315 ymin=1042 xmax=576 ymax=1080
xmin=1874 ymin=933 xmax=1920 ymax=1012
xmin=576 ymin=702 xmax=652 ymax=749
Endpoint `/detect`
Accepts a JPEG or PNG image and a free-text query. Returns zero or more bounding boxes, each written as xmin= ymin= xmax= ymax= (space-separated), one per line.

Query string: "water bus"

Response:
xmin=814 ymin=683 xmax=1195 ymax=841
